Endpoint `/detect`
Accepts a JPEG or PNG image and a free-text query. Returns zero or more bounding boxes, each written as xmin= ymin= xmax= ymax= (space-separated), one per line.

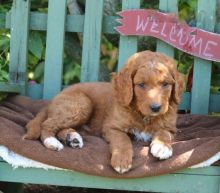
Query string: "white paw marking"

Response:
xmin=44 ymin=137 xmax=64 ymax=151
xmin=150 ymin=143 xmax=172 ymax=160
xmin=114 ymin=165 xmax=132 ymax=174
xmin=67 ymin=132 xmax=83 ymax=148
xmin=133 ymin=131 xmax=152 ymax=142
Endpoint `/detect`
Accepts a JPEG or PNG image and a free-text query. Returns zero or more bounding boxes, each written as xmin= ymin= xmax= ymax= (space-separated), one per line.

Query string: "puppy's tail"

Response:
xmin=23 ymin=107 xmax=48 ymax=140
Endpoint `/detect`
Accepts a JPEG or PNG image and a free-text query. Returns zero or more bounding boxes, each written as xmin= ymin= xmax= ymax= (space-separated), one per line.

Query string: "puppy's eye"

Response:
xmin=137 ymin=83 xmax=145 ymax=89
xmin=162 ymin=81 xmax=169 ymax=87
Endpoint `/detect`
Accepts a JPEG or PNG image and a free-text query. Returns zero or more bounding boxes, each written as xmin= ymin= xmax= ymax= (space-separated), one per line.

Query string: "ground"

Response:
xmin=0 ymin=183 xmax=144 ymax=193
xmin=24 ymin=185 xmax=142 ymax=193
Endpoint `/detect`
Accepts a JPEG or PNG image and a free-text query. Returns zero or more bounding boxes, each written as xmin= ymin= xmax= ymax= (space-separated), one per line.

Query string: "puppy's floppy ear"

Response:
xmin=112 ymin=66 xmax=136 ymax=106
xmin=171 ymin=70 xmax=185 ymax=104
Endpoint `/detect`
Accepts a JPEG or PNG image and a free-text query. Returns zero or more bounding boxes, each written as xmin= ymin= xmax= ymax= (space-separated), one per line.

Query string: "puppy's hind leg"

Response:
xmin=40 ymin=92 xmax=93 ymax=151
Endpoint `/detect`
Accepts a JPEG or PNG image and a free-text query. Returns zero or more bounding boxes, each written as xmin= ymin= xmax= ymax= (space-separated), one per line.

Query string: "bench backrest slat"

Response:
xmin=81 ymin=0 xmax=104 ymax=82
xmin=156 ymin=0 xmax=177 ymax=58
xmin=43 ymin=0 xmax=67 ymax=100
xmin=190 ymin=0 xmax=216 ymax=114
xmin=9 ymin=0 xmax=30 ymax=95
xmin=117 ymin=0 xmax=140 ymax=70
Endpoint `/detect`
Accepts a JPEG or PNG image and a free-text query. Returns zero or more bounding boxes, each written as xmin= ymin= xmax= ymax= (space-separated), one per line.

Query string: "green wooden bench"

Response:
xmin=0 ymin=0 xmax=220 ymax=193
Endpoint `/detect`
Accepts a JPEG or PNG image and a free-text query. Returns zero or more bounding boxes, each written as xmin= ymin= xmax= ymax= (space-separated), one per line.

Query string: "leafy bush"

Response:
xmin=0 ymin=31 xmax=9 ymax=82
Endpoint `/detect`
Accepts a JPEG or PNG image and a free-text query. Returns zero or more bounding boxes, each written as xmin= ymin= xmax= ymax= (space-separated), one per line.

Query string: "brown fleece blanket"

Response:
xmin=0 ymin=96 xmax=219 ymax=178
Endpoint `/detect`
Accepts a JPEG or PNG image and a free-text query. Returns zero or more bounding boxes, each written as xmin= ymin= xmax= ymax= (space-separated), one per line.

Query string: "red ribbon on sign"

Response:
xmin=116 ymin=9 xmax=220 ymax=62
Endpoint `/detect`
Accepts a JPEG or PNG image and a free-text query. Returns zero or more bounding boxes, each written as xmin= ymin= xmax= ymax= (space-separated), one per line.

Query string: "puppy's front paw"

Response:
xmin=66 ymin=132 xmax=83 ymax=148
xmin=150 ymin=142 xmax=173 ymax=160
xmin=111 ymin=152 xmax=132 ymax=174
xmin=44 ymin=137 xmax=64 ymax=151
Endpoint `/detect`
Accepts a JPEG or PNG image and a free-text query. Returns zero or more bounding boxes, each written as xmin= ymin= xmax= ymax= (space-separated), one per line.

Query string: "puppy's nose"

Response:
xmin=150 ymin=103 xmax=161 ymax=112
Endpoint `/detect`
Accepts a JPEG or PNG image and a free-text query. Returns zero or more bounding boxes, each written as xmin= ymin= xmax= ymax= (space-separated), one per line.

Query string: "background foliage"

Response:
xmin=0 ymin=0 xmax=220 ymax=94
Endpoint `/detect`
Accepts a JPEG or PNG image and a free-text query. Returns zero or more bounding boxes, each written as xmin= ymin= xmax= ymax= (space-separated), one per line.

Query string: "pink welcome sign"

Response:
xmin=116 ymin=9 xmax=220 ymax=62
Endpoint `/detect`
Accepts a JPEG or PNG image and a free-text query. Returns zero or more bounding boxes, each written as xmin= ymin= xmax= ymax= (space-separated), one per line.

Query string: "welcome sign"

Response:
xmin=116 ymin=9 xmax=220 ymax=62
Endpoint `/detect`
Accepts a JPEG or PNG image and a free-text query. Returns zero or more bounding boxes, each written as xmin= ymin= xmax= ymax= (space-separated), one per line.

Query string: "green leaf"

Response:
xmin=28 ymin=52 xmax=39 ymax=66
xmin=0 ymin=35 xmax=10 ymax=50
xmin=29 ymin=32 xmax=43 ymax=59
xmin=211 ymin=74 xmax=220 ymax=86
xmin=63 ymin=63 xmax=81 ymax=85
xmin=0 ymin=92 xmax=8 ymax=101
xmin=33 ymin=61 xmax=44 ymax=83
xmin=177 ymin=62 xmax=192 ymax=74
xmin=210 ymin=86 xmax=220 ymax=94
xmin=0 ymin=69 xmax=8 ymax=81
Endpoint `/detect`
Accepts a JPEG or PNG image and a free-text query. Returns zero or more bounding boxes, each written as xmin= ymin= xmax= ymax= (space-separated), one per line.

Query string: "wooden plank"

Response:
xmin=209 ymin=94 xmax=220 ymax=113
xmin=0 ymin=162 xmax=219 ymax=193
xmin=191 ymin=59 xmax=212 ymax=114
xmin=4 ymin=12 xmax=119 ymax=34
xmin=9 ymin=0 xmax=30 ymax=95
xmin=26 ymin=84 xmax=192 ymax=109
xmin=179 ymin=93 xmax=220 ymax=112
xmin=30 ymin=12 xmax=48 ymax=31
xmin=156 ymin=0 xmax=178 ymax=57
xmin=117 ymin=0 xmax=140 ymax=70
xmin=27 ymin=83 xmax=43 ymax=99
xmin=103 ymin=16 xmax=119 ymax=34
xmin=219 ymin=181 xmax=220 ymax=193
xmin=25 ymin=84 xmax=220 ymax=112
xmin=0 ymin=83 xmax=21 ymax=93
xmin=43 ymin=0 xmax=67 ymax=99
xmin=4 ymin=11 xmax=220 ymax=36
xmin=178 ymin=92 xmax=191 ymax=110
xmin=191 ymin=0 xmax=216 ymax=114
xmin=81 ymin=0 xmax=104 ymax=82
xmin=174 ymin=166 xmax=220 ymax=176
xmin=66 ymin=14 xmax=84 ymax=32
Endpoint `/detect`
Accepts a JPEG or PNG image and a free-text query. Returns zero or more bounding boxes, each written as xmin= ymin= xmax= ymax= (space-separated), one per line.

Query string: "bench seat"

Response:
xmin=0 ymin=160 xmax=220 ymax=193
